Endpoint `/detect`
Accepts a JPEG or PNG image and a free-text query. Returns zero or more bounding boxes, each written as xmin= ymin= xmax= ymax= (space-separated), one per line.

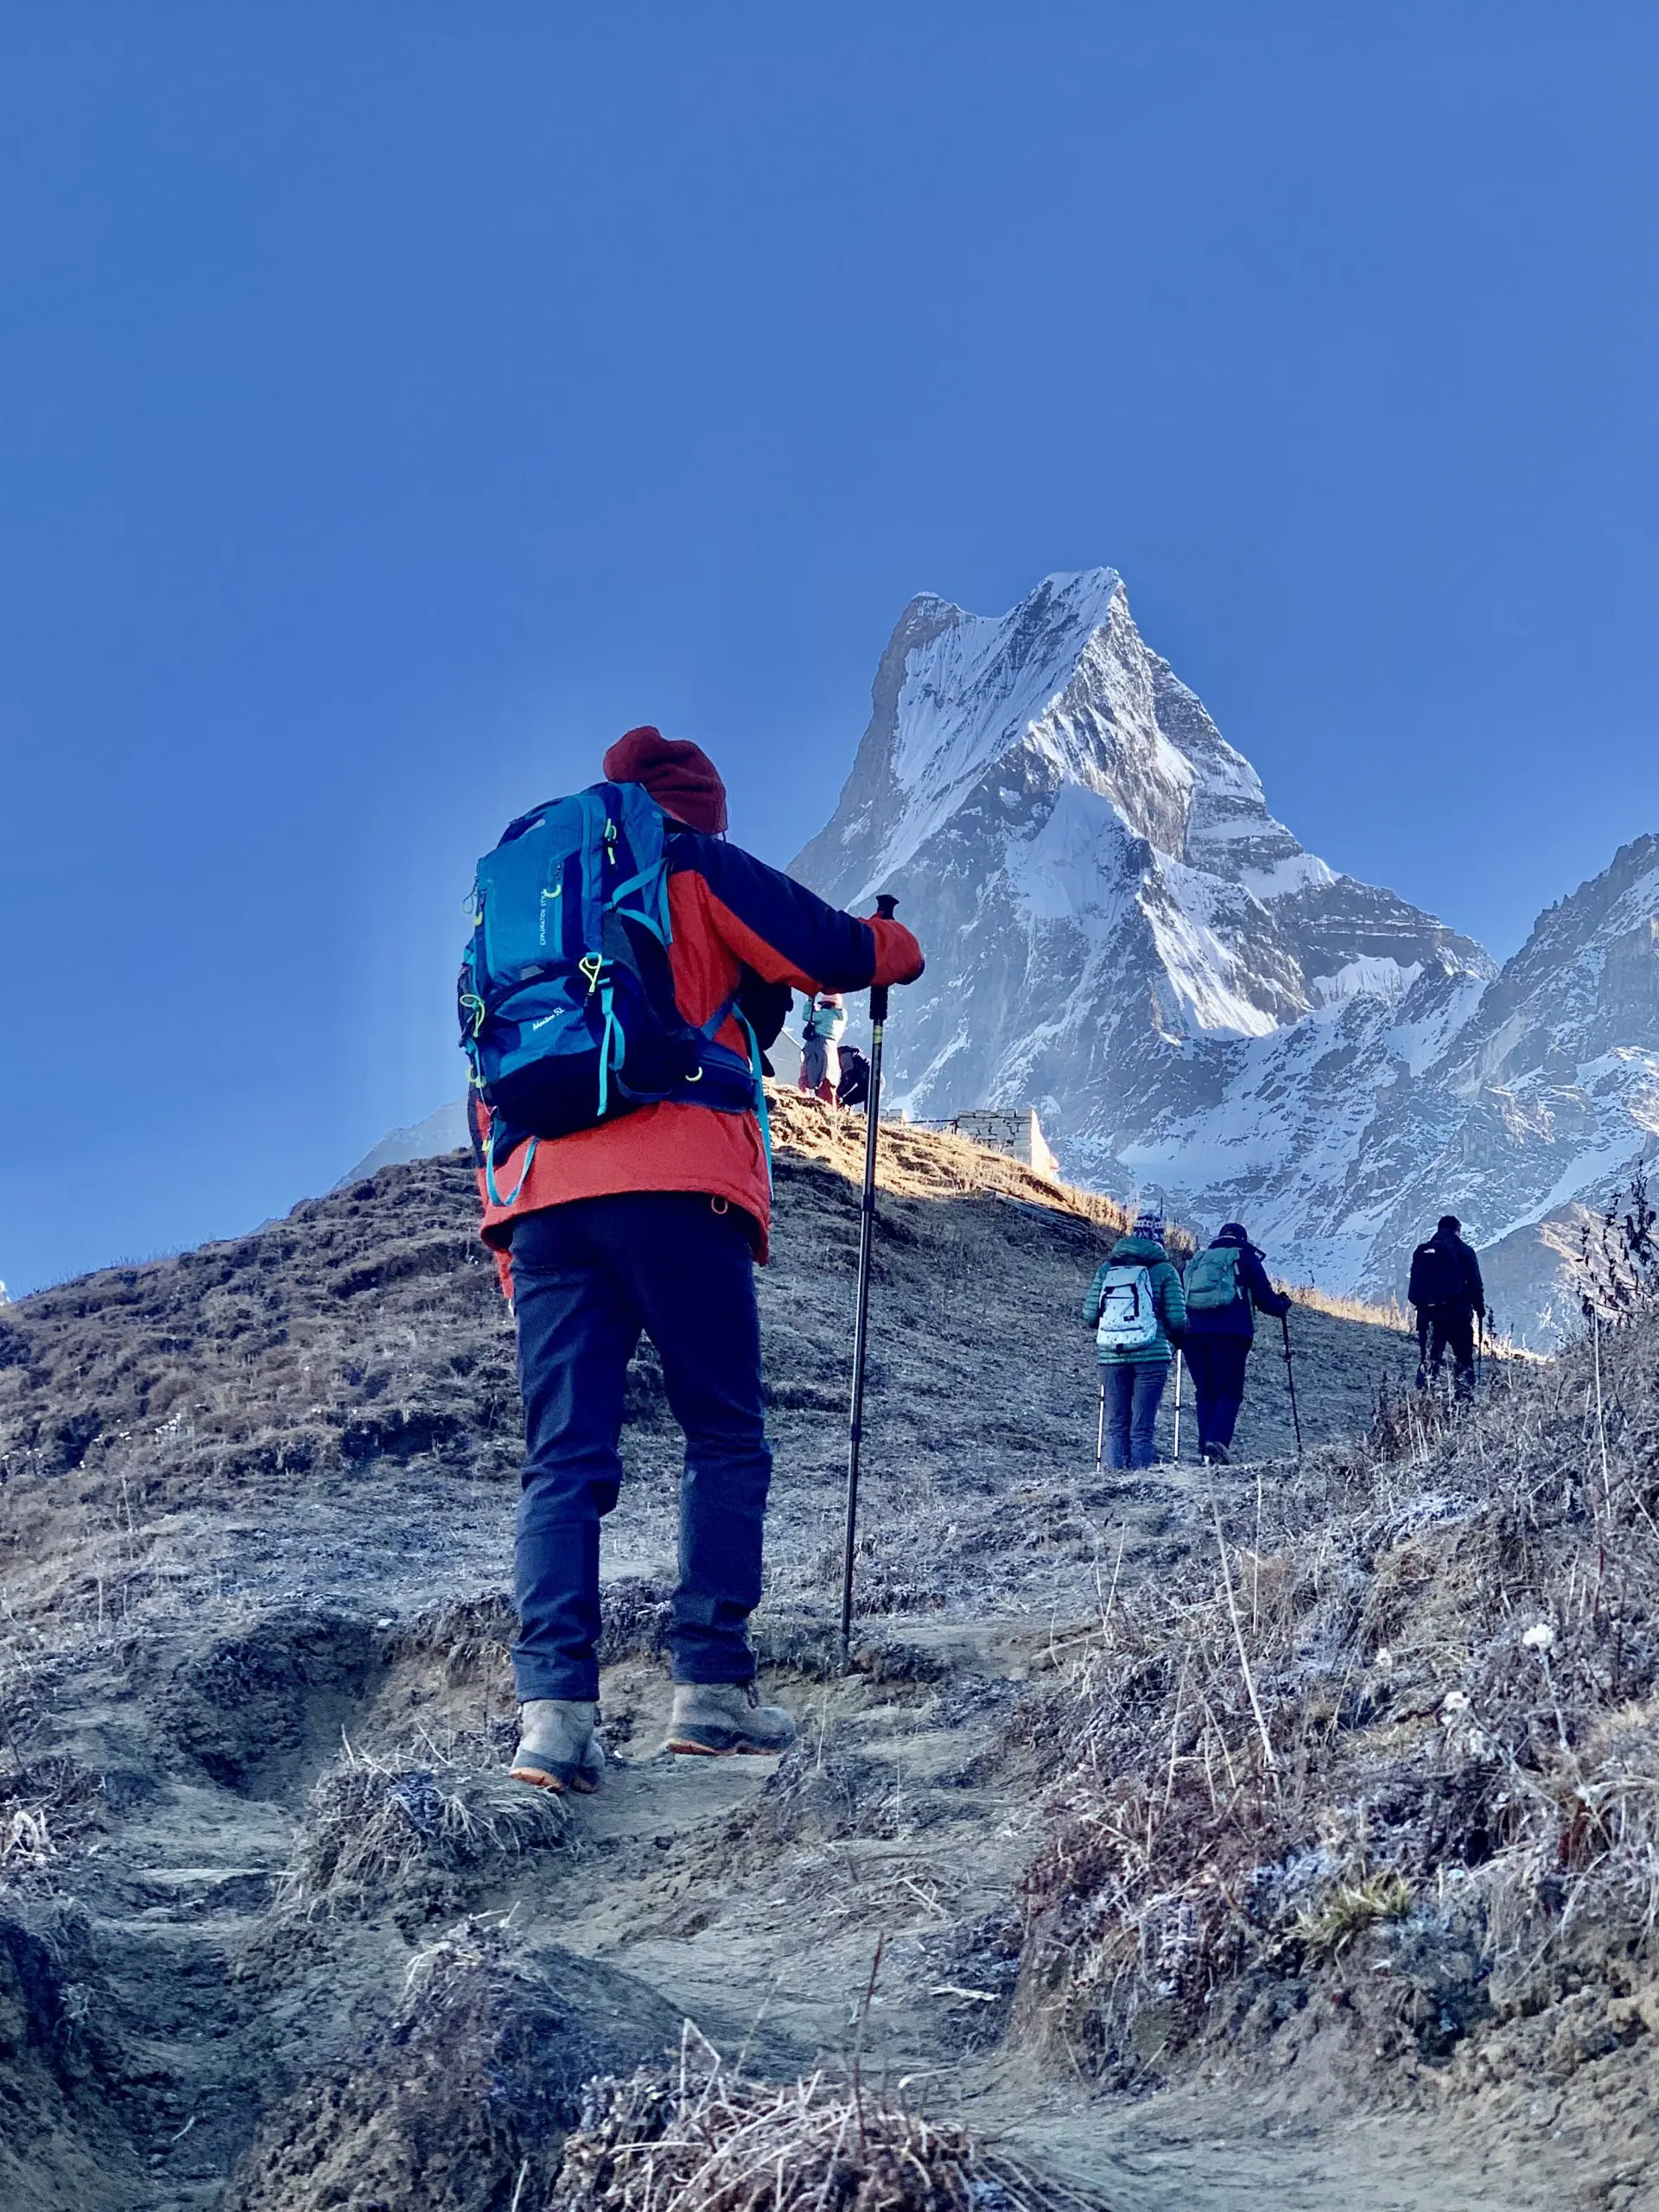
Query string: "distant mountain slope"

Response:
xmin=792 ymin=570 xmax=1658 ymax=1343
xmin=338 ymin=1100 xmax=470 ymax=1187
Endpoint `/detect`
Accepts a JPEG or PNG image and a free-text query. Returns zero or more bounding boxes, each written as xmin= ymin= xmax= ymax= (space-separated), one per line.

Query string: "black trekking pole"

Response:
xmin=840 ymin=895 xmax=899 ymax=1657
xmin=1280 ymin=1312 xmax=1304 ymax=1457
xmin=1095 ymin=1378 xmax=1106 ymax=1471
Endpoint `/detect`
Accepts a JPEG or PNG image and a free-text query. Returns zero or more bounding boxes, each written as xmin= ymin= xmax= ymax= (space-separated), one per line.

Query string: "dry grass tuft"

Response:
xmin=1294 ymin=1872 xmax=1414 ymax=1956
xmin=276 ymin=1741 xmax=566 ymax=1918
xmin=550 ymin=2038 xmax=1058 ymax=2212
xmin=0 ymin=1757 xmax=105 ymax=1895
xmin=1282 ymin=1281 xmax=1411 ymax=1330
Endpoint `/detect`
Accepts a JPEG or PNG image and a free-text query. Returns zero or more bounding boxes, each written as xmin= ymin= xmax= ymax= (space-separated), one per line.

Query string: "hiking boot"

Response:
xmin=666 ymin=1681 xmax=798 ymax=1757
xmin=510 ymin=1699 xmax=605 ymax=1793
xmin=1201 ymin=1443 xmax=1230 ymax=1465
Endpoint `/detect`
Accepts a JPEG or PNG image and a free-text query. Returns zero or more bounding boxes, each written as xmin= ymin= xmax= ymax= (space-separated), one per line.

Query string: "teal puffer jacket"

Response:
xmin=1082 ymin=1235 xmax=1188 ymax=1364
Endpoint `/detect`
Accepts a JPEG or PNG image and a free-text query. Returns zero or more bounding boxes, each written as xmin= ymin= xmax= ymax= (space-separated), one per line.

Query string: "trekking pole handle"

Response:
xmin=869 ymin=894 xmax=898 ymax=1025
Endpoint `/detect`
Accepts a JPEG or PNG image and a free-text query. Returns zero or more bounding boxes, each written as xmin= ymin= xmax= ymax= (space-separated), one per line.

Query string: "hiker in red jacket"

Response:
xmin=474 ymin=728 xmax=924 ymax=1792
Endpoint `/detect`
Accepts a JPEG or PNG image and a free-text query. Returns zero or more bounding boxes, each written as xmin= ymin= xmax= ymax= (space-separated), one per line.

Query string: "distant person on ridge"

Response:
xmin=836 ymin=1041 xmax=870 ymax=1110
xmin=1180 ymin=1222 xmax=1291 ymax=1465
xmin=797 ymin=990 xmax=848 ymax=1104
xmin=462 ymin=726 xmax=924 ymax=1791
xmin=1408 ymin=1214 xmax=1485 ymax=1401
xmin=1083 ymin=1212 xmax=1186 ymax=1470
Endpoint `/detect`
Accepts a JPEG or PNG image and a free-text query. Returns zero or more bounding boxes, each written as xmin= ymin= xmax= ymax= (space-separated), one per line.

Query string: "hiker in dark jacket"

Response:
xmin=1082 ymin=1212 xmax=1187 ymax=1470
xmin=474 ymin=727 xmax=924 ymax=1791
xmin=1408 ymin=1214 xmax=1485 ymax=1401
xmin=836 ymin=1042 xmax=870 ymax=1109
xmin=1181 ymin=1223 xmax=1291 ymax=1465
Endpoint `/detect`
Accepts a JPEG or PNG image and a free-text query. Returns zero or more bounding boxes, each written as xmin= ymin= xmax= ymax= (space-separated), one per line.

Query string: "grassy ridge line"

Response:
xmin=772 ymin=1090 xmax=1413 ymax=1336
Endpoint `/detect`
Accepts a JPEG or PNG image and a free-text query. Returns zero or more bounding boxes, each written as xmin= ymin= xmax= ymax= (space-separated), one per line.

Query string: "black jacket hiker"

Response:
xmin=1181 ymin=1223 xmax=1290 ymax=1459
xmin=836 ymin=1044 xmax=870 ymax=1109
xmin=1408 ymin=1216 xmax=1485 ymax=1399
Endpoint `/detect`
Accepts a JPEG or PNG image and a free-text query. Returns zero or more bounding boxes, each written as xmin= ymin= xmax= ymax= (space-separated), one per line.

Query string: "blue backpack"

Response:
xmin=458 ymin=782 xmax=766 ymax=1202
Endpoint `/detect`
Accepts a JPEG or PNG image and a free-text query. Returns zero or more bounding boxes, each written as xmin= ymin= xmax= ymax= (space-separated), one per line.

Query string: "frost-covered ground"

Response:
xmin=7 ymin=1098 xmax=1535 ymax=2212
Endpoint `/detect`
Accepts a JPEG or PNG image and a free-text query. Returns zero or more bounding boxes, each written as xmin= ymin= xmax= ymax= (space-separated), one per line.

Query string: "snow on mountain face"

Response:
xmin=792 ymin=565 xmax=1487 ymax=1160
xmin=1122 ymin=842 xmax=1659 ymax=1346
xmin=792 ymin=569 xmax=1657 ymax=1344
xmin=1408 ymin=837 xmax=1659 ymax=1339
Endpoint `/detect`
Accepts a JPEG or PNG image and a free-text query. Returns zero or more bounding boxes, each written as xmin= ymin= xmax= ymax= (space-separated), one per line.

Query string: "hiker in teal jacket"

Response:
xmin=1083 ymin=1213 xmax=1187 ymax=1470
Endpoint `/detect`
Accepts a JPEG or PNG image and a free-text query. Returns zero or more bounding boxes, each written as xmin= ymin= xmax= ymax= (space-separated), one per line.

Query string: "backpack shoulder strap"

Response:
xmin=603 ymin=782 xmax=672 ymax=944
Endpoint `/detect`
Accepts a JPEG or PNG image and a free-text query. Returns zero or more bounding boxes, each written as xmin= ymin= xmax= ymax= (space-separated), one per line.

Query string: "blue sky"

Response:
xmin=3 ymin=4 xmax=1658 ymax=1293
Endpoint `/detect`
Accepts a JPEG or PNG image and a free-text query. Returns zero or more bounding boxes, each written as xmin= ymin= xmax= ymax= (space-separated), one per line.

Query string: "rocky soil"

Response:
xmin=2 ymin=1094 xmax=1647 ymax=2209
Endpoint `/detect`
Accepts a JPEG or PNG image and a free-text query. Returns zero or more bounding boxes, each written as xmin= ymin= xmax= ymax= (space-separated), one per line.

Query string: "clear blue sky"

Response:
xmin=4 ymin=4 xmax=1658 ymax=1294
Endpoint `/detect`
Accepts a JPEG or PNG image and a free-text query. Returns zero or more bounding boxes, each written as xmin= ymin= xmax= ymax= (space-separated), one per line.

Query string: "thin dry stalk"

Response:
xmin=1211 ymin=1503 xmax=1276 ymax=1777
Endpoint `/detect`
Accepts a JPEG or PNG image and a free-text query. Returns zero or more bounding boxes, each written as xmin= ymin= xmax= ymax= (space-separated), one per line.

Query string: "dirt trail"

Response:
xmin=0 ymin=1097 xmax=1600 ymax=2209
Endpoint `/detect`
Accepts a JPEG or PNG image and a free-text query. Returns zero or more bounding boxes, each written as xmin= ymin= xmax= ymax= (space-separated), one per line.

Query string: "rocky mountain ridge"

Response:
xmin=792 ymin=569 xmax=1658 ymax=1344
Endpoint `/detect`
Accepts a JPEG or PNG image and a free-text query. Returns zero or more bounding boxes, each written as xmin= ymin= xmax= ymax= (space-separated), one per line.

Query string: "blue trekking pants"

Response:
xmin=1184 ymin=1335 xmax=1251 ymax=1451
xmin=1102 ymin=1359 xmax=1169 ymax=1470
xmin=508 ymin=1193 xmax=772 ymax=1702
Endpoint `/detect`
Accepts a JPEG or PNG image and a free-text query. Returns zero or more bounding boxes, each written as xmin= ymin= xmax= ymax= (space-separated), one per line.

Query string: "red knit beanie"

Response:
xmin=602 ymin=726 xmax=728 ymax=836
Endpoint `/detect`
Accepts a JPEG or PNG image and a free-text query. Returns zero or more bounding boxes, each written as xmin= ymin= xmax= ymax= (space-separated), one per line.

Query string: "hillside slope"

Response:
xmin=0 ymin=1102 xmax=1524 ymax=2212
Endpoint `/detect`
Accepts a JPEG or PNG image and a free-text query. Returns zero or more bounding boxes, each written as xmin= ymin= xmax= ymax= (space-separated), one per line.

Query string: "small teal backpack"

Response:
xmin=458 ymin=782 xmax=766 ymax=1202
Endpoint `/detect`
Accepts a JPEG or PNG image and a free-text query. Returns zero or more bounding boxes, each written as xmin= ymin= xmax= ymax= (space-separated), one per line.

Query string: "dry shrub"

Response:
xmin=0 ymin=1757 xmax=104 ymax=1895
xmin=226 ymin=1919 xmax=683 ymax=2212
xmin=550 ymin=2042 xmax=1051 ymax=2212
xmin=1 ymin=1804 xmax=54 ymax=1878
xmin=389 ymin=1592 xmax=517 ymax=1676
xmin=1021 ymin=1298 xmax=1659 ymax=2085
xmin=277 ymin=1742 xmax=566 ymax=1919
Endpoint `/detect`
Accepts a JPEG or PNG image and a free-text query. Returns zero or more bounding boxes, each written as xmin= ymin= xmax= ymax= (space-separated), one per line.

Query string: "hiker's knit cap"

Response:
xmin=1132 ymin=1211 xmax=1166 ymax=1242
xmin=1437 ymin=1214 xmax=1462 ymax=1235
xmin=1217 ymin=1222 xmax=1250 ymax=1243
xmin=603 ymin=726 xmax=728 ymax=836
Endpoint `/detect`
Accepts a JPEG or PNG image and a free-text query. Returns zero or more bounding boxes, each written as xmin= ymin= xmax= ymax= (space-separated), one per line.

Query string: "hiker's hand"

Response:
xmin=867 ymin=913 xmax=925 ymax=987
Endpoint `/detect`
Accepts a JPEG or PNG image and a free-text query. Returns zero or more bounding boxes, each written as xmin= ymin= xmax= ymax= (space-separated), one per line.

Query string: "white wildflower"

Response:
xmin=1522 ymin=1623 xmax=1556 ymax=1651
xmin=1440 ymin=1691 xmax=1470 ymax=1717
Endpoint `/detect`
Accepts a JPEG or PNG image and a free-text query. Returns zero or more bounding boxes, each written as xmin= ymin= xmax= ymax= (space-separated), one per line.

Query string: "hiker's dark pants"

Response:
xmin=508 ymin=1193 xmax=772 ymax=1702
xmin=1184 ymin=1335 xmax=1251 ymax=1451
xmin=1418 ymin=1306 xmax=1477 ymax=1395
xmin=1101 ymin=1360 xmax=1168 ymax=1470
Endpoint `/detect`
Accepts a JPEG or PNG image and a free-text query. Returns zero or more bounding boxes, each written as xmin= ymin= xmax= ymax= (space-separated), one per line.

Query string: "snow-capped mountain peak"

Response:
xmin=795 ymin=568 xmax=1486 ymax=1067
xmin=847 ymin=569 xmax=1326 ymax=908
xmin=793 ymin=569 xmax=1659 ymax=1344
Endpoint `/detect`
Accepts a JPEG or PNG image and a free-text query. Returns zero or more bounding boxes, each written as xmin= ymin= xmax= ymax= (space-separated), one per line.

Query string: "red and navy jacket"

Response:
xmin=474 ymin=824 xmax=924 ymax=1290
